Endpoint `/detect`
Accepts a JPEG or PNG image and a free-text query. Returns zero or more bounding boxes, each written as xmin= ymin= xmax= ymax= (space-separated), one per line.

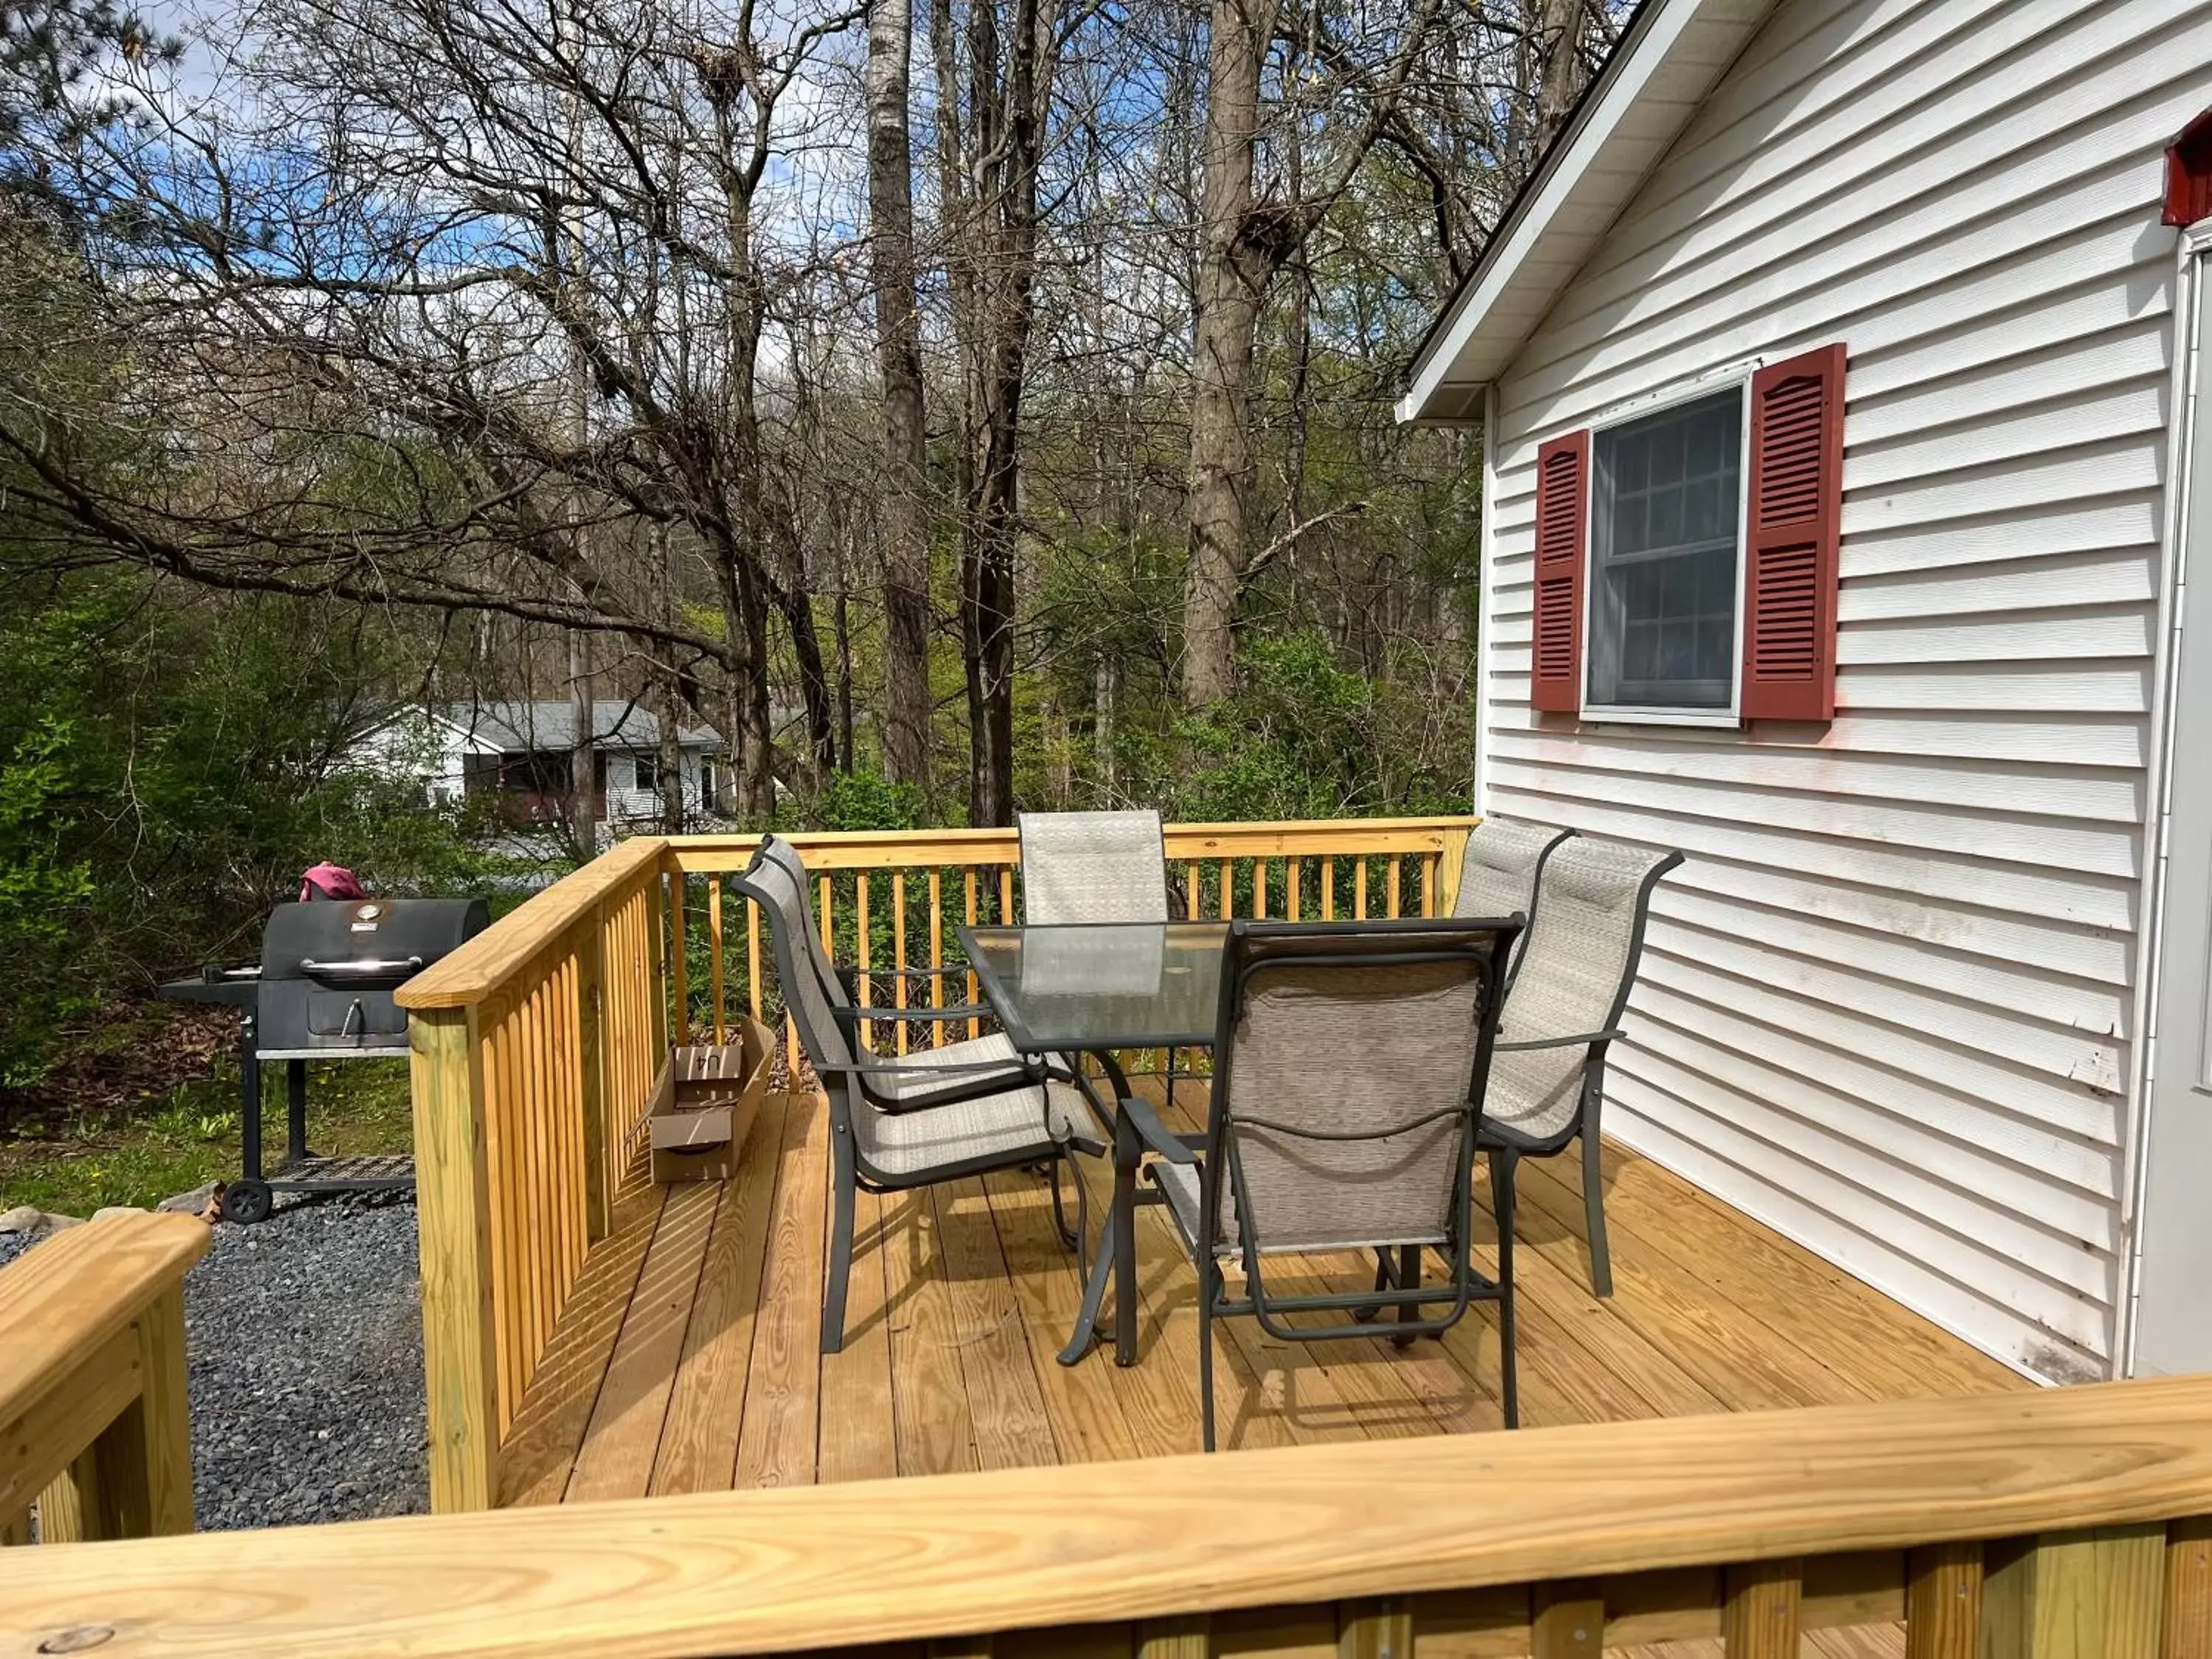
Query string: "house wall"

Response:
xmin=1481 ymin=0 xmax=2212 ymax=1381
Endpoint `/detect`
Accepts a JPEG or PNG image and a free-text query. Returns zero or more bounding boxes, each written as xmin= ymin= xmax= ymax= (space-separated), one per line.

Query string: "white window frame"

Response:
xmin=1577 ymin=361 xmax=1759 ymax=729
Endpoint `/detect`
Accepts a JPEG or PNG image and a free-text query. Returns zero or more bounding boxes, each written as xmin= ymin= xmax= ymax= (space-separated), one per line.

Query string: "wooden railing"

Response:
xmin=394 ymin=815 xmax=1477 ymax=1513
xmin=0 ymin=1212 xmax=206 ymax=1546
xmin=4 ymin=1375 xmax=2210 ymax=1655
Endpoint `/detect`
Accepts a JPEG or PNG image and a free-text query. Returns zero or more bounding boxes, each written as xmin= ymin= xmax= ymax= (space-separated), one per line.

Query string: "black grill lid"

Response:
xmin=260 ymin=899 xmax=490 ymax=983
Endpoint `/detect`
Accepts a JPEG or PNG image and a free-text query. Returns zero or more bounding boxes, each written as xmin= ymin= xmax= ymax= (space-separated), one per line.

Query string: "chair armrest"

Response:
xmin=1493 ymin=1027 xmax=1625 ymax=1053
xmin=1120 ymin=1093 xmax=1198 ymax=1165
xmin=858 ymin=1004 xmax=995 ymax=1023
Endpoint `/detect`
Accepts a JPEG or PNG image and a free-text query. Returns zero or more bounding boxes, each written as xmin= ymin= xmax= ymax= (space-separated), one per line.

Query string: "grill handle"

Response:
xmin=299 ymin=956 xmax=426 ymax=978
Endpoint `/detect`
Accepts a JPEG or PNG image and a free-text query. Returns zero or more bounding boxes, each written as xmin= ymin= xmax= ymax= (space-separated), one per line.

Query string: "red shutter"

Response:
xmin=1530 ymin=430 xmax=1589 ymax=713
xmin=1742 ymin=343 xmax=1846 ymax=722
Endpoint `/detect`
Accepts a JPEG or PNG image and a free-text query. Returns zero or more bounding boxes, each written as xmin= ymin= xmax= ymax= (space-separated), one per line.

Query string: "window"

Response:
xmin=633 ymin=752 xmax=662 ymax=793
xmin=1528 ymin=342 xmax=1847 ymax=726
xmin=1587 ymin=388 xmax=1743 ymax=712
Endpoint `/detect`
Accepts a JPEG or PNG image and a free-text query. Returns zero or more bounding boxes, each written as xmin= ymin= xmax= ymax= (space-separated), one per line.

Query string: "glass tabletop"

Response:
xmin=959 ymin=922 xmax=1229 ymax=1052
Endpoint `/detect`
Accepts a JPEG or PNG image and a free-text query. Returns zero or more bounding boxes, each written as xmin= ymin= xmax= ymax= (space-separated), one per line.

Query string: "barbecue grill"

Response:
xmin=159 ymin=897 xmax=489 ymax=1223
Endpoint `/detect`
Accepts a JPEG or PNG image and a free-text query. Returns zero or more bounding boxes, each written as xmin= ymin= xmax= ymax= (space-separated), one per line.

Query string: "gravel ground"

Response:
xmin=1 ymin=1195 xmax=429 ymax=1530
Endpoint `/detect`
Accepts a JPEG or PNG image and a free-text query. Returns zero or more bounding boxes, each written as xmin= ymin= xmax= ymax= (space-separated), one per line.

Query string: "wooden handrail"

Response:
xmin=2 ymin=1376 xmax=2209 ymax=1655
xmin=399 ymin=835 xmax=667 ymax=1011
xmin=0 ymin=1212 xmax=207 ymax=1545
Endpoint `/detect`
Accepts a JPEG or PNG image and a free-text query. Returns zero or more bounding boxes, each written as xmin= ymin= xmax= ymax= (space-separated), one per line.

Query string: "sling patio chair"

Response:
xmin=735 ymin=838 xmax=1109 ymax=1354
xmin=1475 ymin=835 xmax=1682 ymax=1299
xmin=1451 ymin=816 xmax=1573 ymax=986
xmin=1016 ymin=808 xmax=1190 ymax=1095
xmin=1129 ymin=916 xmax=1522 ymax=1448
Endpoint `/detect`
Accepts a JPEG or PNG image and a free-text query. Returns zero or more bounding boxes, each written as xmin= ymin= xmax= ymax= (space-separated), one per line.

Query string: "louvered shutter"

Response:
xmin=1530 ymin=430 xmax=1589 ymax=713
xmin=1742 ymin=344 xmax=1846 ymax=722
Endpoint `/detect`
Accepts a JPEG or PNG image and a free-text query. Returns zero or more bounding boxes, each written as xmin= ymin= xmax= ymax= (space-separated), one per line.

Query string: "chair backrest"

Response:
xmin=754 ymin=835 xmax=846 ymax=1009
xmin=1203 ymin=918 xmax=1518 ymax=1256
xmin=1487 ymin=836 xmax=1683 ymax=1144
xmin=732 ymin=839 xmax=855 ymax=1073
xmin=1453 ymin=817 xmax=1573 ymax=924
xmin=1018 ymin=810 xmax=1171 ymax=925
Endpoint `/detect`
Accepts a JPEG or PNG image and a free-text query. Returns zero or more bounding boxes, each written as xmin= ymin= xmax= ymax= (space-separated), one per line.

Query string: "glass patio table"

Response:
xmin=960 ymin=920 xmax=1229 ymax=1367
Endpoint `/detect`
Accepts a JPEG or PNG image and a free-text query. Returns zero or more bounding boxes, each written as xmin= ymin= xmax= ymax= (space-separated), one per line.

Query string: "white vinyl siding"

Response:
xmin=1479 ymin=0 xmax=2211 ymax=1381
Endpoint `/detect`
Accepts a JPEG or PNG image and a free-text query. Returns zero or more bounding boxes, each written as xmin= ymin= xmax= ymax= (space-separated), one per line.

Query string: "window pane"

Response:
xmin=1587 ymin=387 xmax=1743 ymax=709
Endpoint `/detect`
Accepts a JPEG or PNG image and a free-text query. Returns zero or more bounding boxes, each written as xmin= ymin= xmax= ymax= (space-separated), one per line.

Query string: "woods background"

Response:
xmin=0 ymin=0 xmax=1618 ymax=1088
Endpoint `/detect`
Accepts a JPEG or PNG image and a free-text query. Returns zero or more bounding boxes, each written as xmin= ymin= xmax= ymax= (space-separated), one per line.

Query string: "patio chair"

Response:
xmin=1452 ymin=816 xmax=1573 ymax=985
xmin=1131 ymin=917 xmax=1522 ymax=1449
xmin=753 ymin=835 xmax=1053 ymax=1096
xmin=1478 ymin=835 xmax=1682 ymax=1299
xmin=1017 ymin=808 xmax=1187 ymax=1094
xmin=734 ymin=838 xmax=1109 ymax=1354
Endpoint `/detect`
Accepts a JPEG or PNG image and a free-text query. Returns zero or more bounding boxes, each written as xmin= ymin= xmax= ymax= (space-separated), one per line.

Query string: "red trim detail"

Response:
xmin=1530 ymin=431 xmax=1589 ymax=714
xmin=1742 ymin=344 xmax=1846 ymax=723
xmin=2166 ymin=106 xmax=2212 ymax=229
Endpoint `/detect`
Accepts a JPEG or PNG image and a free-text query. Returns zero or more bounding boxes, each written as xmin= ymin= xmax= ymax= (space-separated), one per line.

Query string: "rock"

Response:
xmin=0 ymin=1203 xmax=40 ymax=1235
xmin=40 ymin=1212 xmax=84 ymax=1232
xmin=91 ymin=1205 xmax=148 ymax=1223
xmin=159 ymin=1182 xmax=221 ymax=1217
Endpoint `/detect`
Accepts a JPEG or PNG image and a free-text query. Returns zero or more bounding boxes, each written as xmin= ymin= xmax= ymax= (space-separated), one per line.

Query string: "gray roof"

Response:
xmin=445 ymin=699 xmax=720 ymax=754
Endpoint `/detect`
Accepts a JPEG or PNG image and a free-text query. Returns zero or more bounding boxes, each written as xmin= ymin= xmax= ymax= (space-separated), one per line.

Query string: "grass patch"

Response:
xmin=0 ymin=1057 xmax=414 ymax=1216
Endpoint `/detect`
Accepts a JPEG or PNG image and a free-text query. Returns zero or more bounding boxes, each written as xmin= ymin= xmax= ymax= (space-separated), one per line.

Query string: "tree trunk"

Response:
xmin=834 ymin=582 xmax=855 ymax=772
xmin=1532 ymin=0 xmax=1588 ymax=159
xmin=1179 ymin=0 xmax=1277 ymax=709
xmin=868 ymin=0 xmax=933 ymax=796
xmin=568 ymin=629 xmax=597 ymax=855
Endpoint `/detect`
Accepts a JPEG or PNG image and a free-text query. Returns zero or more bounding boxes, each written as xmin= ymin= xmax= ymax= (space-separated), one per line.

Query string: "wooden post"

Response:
xmin=1531 ymin=1581 xmax=1603 ymax=1658
xmin=1437 ymin=824 xmax=1472 ymax=915
xmin=575 ymin=908 xmax=611 ymax=1243
xmin=411 ymin=1006 xmax=501 ymax=1512
xmin=1722 ymin=1558 xmax=1801 ymax=1657
xmin=2165 ymin=1517 xmax=2212 ymax=1659
xmin=1907 ymin=1541 xmax=1983 ymax=1658
xmin=88 ymin=1284 xmax=194 ymax=1537
xmin=1983 ymin=1527 xmax=2166 ymax=1658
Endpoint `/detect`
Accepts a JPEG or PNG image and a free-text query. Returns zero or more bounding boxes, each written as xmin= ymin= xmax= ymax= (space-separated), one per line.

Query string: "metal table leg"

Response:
xmin=1052 ymin=1049 xmax=1146 ymax=1369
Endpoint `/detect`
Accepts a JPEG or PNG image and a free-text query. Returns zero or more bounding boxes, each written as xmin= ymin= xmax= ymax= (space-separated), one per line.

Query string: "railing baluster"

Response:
xmin=1355 ymin=858 xmax=1369 ymax=919
xmin=965 ymin=868 xmax=981 ymax=1040
xmin=1387 ymin=855 xmax=1402 ymax=919
xmin=2166 ymin=1517 xmax=2212 ymax=1658
xmin=669 ymin=871 xmax=689 ymax=1047
xmin=1185 ymin=860 xmax=1200 ymax=920
xmin=1906 ymin=1542 xmax=1982 ymax=1658
xmin=999 ymin=864 xmax=1015 ymax=925
xmin=1531 ymin=1581 xmax=1601 ymax=1658
xmin=857 ymin=869 xmax=874 ymax=1053
xmin=1722 ymin=1558 xmax=1801 ymax=1657
xmin=708 ymin=876 xmax=726 ymax=1046
xmin=928 ymin=869 xmax=945 ymax=1049
xmin=1253 ymin=857 xmax=1266 ymax=919
xmin=1323 ymin=855 xmax=1336 ymax=919
xmin=1288 ymin=857 xmax=1301 ymax=920
xmin=1218 ymin=859 xmax=1233 ymax=919
xmin=893 ymin=871 xmax=910 ymax=1057
xmin=1422 ymin=853 xmax=1436 ymax=917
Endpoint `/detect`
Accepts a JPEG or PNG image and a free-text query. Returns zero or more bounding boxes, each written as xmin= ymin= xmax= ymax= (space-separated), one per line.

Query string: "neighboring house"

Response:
xmin=1399 ymin=0 xmax=2212 ymax=1387
xmin=360 ymin=700 xmax=726 ymax=830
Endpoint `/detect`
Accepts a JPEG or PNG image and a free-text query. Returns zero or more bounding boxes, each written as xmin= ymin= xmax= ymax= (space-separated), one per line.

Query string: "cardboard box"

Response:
xmin=648 ymin=1015 xmax=771 ymax=1184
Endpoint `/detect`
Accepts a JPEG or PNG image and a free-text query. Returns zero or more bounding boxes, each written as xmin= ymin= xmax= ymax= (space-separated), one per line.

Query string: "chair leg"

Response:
xmin=1582 ymin=1129 xmax=1613 ymax=1298
xmin=1049 ymin=1154 xmax=1079 ymax=1251
xmin=1489 ymin=1148 xmax=1520 ymax=1430
xmin=1197 ymin=1274 xmax=1217 ymax=1453
xmin=1391 ymin=1243 xmax=1421 ymax=1349
xmin=821 ymin=1126 xmax=858 ymax=1356
xmin=1354 ymin=1250 xmax=1392 ymax=1322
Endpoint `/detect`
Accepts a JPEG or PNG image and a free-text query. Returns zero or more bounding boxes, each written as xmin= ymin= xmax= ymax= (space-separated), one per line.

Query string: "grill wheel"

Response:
xmin=226 ymin=1179 xmax=273 ymax=1226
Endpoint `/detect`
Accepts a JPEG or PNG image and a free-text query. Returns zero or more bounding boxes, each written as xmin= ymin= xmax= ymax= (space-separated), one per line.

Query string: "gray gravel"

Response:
xmin=1 ymin=1196 xmax=428 ymax=1529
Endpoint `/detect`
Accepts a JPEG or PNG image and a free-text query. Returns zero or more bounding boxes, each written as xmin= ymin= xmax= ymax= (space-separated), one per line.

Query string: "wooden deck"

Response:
xmin=501 ymin=1079 xmax=2027 ymax=1517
